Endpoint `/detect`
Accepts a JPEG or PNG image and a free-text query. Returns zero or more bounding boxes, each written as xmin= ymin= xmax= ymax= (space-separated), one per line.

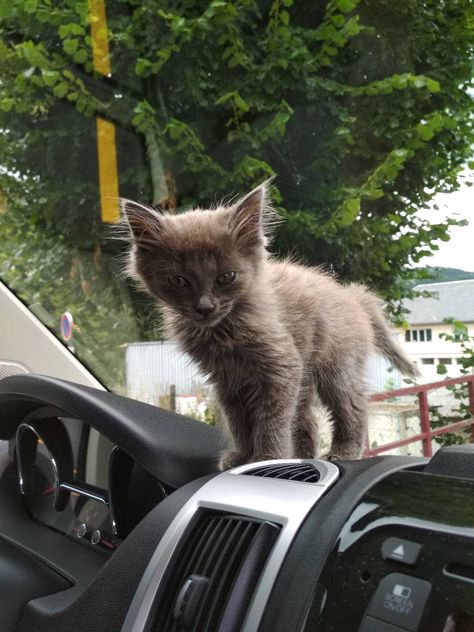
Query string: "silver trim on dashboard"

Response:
xmin=59 ymin=482 xmax=108 ymax=505
xmin=121 ymin=459 xmax=339 ymax=632
xmin=16 ymin=423 xmax=61 ymax=503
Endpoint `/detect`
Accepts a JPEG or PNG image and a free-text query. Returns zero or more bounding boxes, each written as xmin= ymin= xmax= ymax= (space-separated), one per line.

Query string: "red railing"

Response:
xmin=365 ymin=375 xmax=474 ymax=457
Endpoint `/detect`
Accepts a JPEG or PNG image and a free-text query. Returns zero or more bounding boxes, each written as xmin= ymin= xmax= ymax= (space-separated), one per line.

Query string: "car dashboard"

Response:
xmin=0 ymin=374 xmax=473 ymax=632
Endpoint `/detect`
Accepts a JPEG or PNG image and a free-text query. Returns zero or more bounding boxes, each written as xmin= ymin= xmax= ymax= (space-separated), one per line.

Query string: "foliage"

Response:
xmin=431 ymin=320 xmax=474 ymax=447
xmin=0 ymin=210 xmax=145 ymax=391
xmin=0 ymin=0 xmax=473 ymax=388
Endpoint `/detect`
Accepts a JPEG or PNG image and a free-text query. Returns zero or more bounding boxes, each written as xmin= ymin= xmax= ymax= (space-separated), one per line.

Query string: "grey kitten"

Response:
xmin=122 ymin=182 xmax=419 ymax=469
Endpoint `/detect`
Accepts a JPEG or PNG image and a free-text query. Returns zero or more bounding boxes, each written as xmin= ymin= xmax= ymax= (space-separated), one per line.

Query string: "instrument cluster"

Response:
xmin=15 ymin=410 xmax=166 ymax=553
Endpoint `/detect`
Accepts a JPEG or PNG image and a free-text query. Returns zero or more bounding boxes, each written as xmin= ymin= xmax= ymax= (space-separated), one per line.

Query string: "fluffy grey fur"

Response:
xmin=122 ymin=182 xmax=419 ymax=469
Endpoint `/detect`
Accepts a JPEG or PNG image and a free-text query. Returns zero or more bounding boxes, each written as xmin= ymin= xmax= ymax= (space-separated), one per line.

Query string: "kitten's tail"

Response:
xmin=355 ymin=286 xmax=420 ymax=379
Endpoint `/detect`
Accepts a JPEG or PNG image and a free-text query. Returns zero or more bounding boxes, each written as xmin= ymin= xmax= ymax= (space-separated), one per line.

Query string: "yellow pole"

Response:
xmin=88 ymin=0 xmax=120 ymax=223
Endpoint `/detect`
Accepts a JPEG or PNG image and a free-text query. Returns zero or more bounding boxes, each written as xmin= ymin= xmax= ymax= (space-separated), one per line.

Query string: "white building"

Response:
xmin=125 ymin=341 xmax=205 ymax=406
xmin=394 ymin=279 xmax=474 ymax=383
xmin=176 ymin=395 xmax=209 ymax=419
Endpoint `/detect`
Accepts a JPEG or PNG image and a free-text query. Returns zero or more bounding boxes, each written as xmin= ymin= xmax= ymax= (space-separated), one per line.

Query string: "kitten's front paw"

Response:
xmin=219 ymin=450 xmax=248 ymax=471
xmin=323 ymin=449 xmax=363 ymax=461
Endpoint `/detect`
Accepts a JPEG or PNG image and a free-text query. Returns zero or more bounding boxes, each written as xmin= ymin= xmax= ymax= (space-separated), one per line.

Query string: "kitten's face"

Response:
xmin=123 ymin=183 xmax=271 ymax=328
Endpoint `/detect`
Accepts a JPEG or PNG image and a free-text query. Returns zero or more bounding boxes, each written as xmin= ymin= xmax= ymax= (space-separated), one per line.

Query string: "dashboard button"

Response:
xmin=359 ymin=615 xmax=408 ymax=632
xmin=382 ymin=538 xmax=422 ymax=565
xmin=367 ymin=573 xmax=431 ymax=631
xmin=77 ymin=523 xmax=87 ymax=538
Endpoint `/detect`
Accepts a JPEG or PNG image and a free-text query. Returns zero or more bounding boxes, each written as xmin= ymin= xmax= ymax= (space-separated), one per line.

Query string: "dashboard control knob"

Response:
xmin=91 ymin=529 xmax=102 ymax=545
xmin=77 ymin=523 xmax=87 ymax=538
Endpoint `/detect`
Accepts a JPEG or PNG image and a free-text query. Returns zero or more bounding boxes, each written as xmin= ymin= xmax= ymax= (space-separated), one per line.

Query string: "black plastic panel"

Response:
xmin=0 ymin=374 xmax=228 ymax=488
xmin=312 ymin=470 xmax=474 ymax=632
xmin=0 ymin=536 xmax=71 ymax=632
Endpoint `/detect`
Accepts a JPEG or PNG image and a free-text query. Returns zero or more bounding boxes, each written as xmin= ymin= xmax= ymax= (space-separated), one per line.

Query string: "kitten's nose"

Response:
xmin=194 ymin=296 xmax=215 ymax=316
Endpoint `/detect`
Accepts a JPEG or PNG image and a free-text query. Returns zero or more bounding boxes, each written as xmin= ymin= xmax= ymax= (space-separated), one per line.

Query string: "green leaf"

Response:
xmin=427 ymin=78 xmax=440 ymax=93
xmin=24 ymin=0 xmax=37 ymax=13
xmin=280 ymin=10 xmax=290 ymax=26
xmin=63 ymin=39 xmax=78 ymax=55
xmin=135 ymin=58 xmax=151 ymax=76
xmin=413 ymin=76 xmax=427 ymax=88
xmin=167 ymin=123 xmax=182 ymax=140
xmin=344 ymin=17 xmax=361 ymax=36
xmin=338 ymin=198 xmax=360 ymax=226
xmin=36 ymin=10 xmax=50 ymax=22
xmin=234 ymin=93 xmax=249 ymax=112
xmin=336 ymin=0 xmax=356 ymax=13
xmin=0 ymin=98 xmax=14 ymax=112
xmin=41 ymin=70 xmax=58 ymax=86
xmin=59 ymin=25 xmax=71 ymax=38
xmin=53 ymin=83 xmax=68 ymax=98
xmin=369 ymin=188 xmax=384 ymax=199
xmin=215 ymin=92 xmax=235 ymax=106
xmin=331 ymin=15 xmax=345 ymax=27
xmin=392 ymin=148 xmax=410 ymax=159
xmin=73 ymin=49 xmax=87 ymax=64
xmin=416 ymin=123 xmax=434 ymax=141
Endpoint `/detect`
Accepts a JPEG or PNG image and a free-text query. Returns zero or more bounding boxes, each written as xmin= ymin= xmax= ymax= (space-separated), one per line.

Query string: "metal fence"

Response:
xmin=365 ymin=375 xmax=474 ymax=457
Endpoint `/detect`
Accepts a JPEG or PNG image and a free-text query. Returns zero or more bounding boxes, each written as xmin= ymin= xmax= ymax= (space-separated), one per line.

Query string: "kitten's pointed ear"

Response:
xmin=120 ymin=199 xmax=163 ymax=248
xmin=230 ymin=180 xmax=272 ymax=249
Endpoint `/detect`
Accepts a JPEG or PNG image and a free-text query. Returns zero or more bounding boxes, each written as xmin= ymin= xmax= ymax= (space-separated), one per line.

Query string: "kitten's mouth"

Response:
xmin=193 ymin=313 xmax=223 ymax=327
xmin=192 ymin=307 xmax=231 ymax=328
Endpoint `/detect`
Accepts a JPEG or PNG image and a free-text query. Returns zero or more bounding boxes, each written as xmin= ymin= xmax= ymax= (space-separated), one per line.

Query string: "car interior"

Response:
xmin=0 ymin=366 xmax=473 ymax=632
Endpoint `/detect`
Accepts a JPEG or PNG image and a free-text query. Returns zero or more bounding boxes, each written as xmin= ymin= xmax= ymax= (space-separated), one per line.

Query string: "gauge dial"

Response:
xmin=77 ymin=497 xmax=110 ymax=530
xmin=16 ymin=423 xmax=60 ymax=523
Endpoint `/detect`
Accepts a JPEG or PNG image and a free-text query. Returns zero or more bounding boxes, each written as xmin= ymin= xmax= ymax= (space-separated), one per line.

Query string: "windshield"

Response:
xmin=0 ymin=1 xmax=473 ymax=423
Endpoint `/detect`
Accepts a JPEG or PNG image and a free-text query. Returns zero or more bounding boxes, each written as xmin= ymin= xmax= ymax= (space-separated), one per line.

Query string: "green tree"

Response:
xmin=0 ymin=0 xmax=473 ymax=388
xmin=431 ymin=320 xmax=474 ymax=447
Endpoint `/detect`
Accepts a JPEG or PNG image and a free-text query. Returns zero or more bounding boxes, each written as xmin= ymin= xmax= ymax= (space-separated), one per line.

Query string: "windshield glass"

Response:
xmin=0 ymin=1 xmax=472 ymax=424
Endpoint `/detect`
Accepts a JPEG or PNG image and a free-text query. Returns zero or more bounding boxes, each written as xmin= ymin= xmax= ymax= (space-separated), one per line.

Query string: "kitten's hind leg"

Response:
xmin=292 ymin=390 xmax=319 ymax=459
xmin=317 ymin=373 xmax=368 ymax=461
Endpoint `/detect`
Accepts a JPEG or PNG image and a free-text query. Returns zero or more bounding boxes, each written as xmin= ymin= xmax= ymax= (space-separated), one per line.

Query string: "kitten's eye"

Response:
xmin=168 ymin=275 xmax=189 ymax=288
xmin=215 ymin=271 xmax=236 ymax=286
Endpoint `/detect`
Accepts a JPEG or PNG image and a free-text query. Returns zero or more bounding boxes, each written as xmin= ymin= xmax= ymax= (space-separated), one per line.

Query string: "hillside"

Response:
xmin=417 ymin=266 xmax=474 ymax=285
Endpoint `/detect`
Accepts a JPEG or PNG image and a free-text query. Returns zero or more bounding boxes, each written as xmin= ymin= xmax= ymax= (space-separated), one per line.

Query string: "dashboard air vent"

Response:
xmin=153 ymin=512 xmax=280 ymax=632
xmin=242 ymin=462 xmax=321 ymax=483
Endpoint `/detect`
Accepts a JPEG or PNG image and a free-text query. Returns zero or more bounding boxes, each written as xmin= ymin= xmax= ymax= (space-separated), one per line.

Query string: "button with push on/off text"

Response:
xmin=367 ymin=573 xmax=431 ymax=631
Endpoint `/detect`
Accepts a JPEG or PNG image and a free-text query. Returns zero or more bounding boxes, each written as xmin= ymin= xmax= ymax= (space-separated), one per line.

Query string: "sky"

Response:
xmin=416 ymin=171 xmax=474 ymax=272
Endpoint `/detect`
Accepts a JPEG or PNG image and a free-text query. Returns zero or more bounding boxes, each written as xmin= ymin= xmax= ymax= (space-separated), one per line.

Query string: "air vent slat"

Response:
xmin=159 ymin=517 xmax=218 ymax=631
xmin=193 ymin=517 xmax=226 ymax=575
xmin=197 ymin=522 xmax=256 ymax=631
xmin=274 ymin=465 xmax=309 ymax=478
xmin=152 ymin=512 xmax=280 ymax=632
xmin=243 ymin=462 xmax=321 ymax=483
xmin=253 ymin=464 xmax=293 ymax=477
xmin=198 ymin=518 xmax=234 ymax=576
xmin=218 ymin=521 xmax=281 ymax=632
